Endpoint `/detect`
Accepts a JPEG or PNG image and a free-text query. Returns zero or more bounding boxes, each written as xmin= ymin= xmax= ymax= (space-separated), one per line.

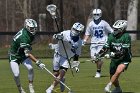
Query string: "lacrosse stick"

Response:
xmin=43 ymin=66 xmax=74 ymax=93
xmin=46 ymin=4 xmax=60 ymax=33
xmin=85 ymin=43 xmax=105 ymax=46
xmin=46 ymin=4 xmax=57 ymax=19
xmin=81 ymin=56 xmax=105 ymax=63
xmin=47 ymin=4 xmax=74 ymax=77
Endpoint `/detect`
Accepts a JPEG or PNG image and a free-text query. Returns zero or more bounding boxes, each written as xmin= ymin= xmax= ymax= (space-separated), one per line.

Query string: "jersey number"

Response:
xmin=94 ymin=30 xmax=103 ymax=38
xmin=13 ymin=30 xmax=22 ymax=41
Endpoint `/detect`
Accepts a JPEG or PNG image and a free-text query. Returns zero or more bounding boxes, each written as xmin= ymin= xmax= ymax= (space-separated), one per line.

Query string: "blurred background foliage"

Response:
xmin=0 ymin=0 xmax=140 ymax=58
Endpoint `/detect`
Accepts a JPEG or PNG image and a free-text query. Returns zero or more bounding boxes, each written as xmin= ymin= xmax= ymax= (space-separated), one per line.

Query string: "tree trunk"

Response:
xmin=114 ymin=0 xmax=121 ymax=20
xmin=127 ymin=0 xmax=138 ymax=41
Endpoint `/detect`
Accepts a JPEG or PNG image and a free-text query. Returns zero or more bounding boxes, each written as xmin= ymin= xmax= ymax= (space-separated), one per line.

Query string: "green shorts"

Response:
xmin=9 ymin=53 xmax=27 ymax=64
xmin=110 ymin=58 xmax=130 ymax=75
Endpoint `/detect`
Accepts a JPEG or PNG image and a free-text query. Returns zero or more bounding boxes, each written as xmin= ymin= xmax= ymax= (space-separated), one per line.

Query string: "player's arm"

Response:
xmin=105 ymin=21 xmax=114 ymax=33
xmin=98 ymin=46 xmax=109 ymax=57
xmin=82 ymin=25 xmax=91 ymax=45
xmin=53 ymin=32 xmax=64 ymax=40
xmin=83 ymin=35 xmax=90 ymax=43
xmin=95 ymin=36 xmax=111 ymax=59
xmin=24 ymin=47 xmax=45 ymax=69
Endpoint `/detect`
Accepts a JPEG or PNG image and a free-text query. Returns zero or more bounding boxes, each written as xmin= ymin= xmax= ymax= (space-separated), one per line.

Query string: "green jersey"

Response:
xmin=104 ymin=33 xmax=132 ymax=62
xmin=9 ymin=28 xmax=34 ymax=64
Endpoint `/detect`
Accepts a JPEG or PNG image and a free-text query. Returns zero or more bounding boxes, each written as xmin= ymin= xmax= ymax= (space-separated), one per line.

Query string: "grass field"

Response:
xmin=0 ymin=57 xmax=140 ymax=93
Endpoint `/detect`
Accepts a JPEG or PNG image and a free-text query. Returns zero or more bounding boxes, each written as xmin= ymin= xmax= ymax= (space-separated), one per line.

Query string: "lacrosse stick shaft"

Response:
xmin=47 ymin=4 xmax=74 ymax=76
xmin=43 ymin=67 xmax=71 ymax=91
xmin=54 ymin=18 xmax=60 ymax=33
xmin=61 ymin=40 xmax=74 ymax=77
xmin=85 ymin=43 xmax=105 ymax=45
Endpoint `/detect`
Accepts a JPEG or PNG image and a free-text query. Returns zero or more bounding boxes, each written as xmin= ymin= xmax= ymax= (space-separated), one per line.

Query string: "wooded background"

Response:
xmin=0 ymin=0 xmax=139 ymax=46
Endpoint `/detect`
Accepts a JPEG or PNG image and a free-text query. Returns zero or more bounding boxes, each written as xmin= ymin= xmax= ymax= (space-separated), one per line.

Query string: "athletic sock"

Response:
xmin=108 ymin=82 xmax=112 ymax=86
xmin=97 ymin=69 xmax=101 ymax=73
xmin=49 ymin=84 xmax=54 ymax=90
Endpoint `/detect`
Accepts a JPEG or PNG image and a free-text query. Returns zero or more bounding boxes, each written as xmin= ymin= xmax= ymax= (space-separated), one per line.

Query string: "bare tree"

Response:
xmin=114 ymin=0 xmax=121 ymax=20
xmin=127 ymin=0 xmax=138 ymax=40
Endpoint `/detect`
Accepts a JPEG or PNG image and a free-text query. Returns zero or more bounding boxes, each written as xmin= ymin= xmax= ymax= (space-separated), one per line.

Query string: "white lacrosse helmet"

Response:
xmin=24 ymin=19 xmax=37 ymax=35
xmin=113 ymin=20 xmax=127 ymax=35
xmin=71 ymin=22 xmax=84 ymax=36
xmin=92 ymin=9 xmax=102 ymax=20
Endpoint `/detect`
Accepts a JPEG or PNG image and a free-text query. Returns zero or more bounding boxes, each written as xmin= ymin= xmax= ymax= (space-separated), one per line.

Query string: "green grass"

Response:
xmin=0 ymin=57 xmax=140 ymax=93
xmin=1 ymin=40 xmax=140 ymax=58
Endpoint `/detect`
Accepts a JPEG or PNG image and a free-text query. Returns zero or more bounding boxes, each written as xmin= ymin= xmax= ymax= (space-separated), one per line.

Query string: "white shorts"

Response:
xmin=90 ymin=44 xmax=104 ymax=59
xmin=53 ymin=53 xmax=69 ymax=71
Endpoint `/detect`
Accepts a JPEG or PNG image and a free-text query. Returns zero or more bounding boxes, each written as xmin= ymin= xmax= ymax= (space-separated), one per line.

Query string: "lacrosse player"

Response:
xmin=83 ymin=9 xmax=113 ymax=78
xmin=8 ymin=19 xmax=46 ymax=93
xmin=95 ymin=20 xmax=131 ymax=92
xmin=46 ymin=22 xmax=84 ymax=93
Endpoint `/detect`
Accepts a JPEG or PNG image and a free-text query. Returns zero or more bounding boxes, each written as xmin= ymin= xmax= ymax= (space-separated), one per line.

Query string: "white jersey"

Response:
xmin=56 ymin=30 xmax=82 ymax=59
xmin=85 ymin=20 xmax=113 ymax=44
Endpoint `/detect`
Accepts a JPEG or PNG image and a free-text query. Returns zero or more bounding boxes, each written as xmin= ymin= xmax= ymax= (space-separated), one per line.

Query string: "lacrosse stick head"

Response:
xmin=46 ymin=4 xmax=57 ymax=19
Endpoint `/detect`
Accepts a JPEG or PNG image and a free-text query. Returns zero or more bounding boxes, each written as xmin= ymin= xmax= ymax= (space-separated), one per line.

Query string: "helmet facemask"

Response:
xmin=113 ymin=28 xmax=123 ymax=36
xmin=71 ymin=28 xmax=81 ymax=36
xmin=26 ymin=26 xmax=37 ymax=35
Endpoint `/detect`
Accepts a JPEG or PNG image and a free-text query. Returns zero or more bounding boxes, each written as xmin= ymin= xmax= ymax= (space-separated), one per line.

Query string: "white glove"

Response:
xmin=110 ymin=52 xmax=115 ymax=57
xmin=82 ymin=40 xmax=86 ymax=46
xmin=104 ymin=52 xmax=115 ymax=59
xmin=104 ymin=54 xmax=110 ymax=59
xmin=71 ymin=61 xmax=80 ymax=68
xmin=94 ymin=53 xmax=101 ymax=62
xmin=75 ymin=67 xmax=79 ymax=73
xmin=48 ymin=43 xmax=55 ymax=49
xmin=36 ymin=60 xmax=45 ymax=69
xmin=53 ymin=34 xmax=63 ymax=40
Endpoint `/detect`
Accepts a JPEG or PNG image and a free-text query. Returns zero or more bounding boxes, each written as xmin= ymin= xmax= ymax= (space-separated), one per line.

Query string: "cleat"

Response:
xmin=111 ymin=87 xmax=122 ymax=93
xmin=20 ymin=87 xmax=26 ymax=93
xmin=46 ymin=87 xmax=53 ymax=93
xmin=29 ymin=84 xmax=35 ymax=93
xmin=104 ymin=85 xmax=111 ymax=93
xmin=95 ymin=72 xmax=101 ymax=78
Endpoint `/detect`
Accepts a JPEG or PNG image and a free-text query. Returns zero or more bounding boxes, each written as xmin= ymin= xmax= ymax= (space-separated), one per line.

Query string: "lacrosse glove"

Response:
xmin=94 ymin=54 xmax=102 ymax=61
xmin=53 ymin=34 xmax=63 ymax=40
xmin=71 ymin=61 xmax=80 ymax=73
xmin=82 ymin=40 xmax=86 ymax=46
xmin=75 ymin=67 xmax=79 ymax=73
xmin=36 ymin=60 xmax=45 ymax=69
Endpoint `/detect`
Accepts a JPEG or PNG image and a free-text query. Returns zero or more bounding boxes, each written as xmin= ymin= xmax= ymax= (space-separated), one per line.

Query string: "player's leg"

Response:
xmin=10 ymin=61 xmax=26 ymax=93
xmin=104 ymin=61 xmax=117 ymax=92
xmin=110 ymin=64 xmax=126 ymax=93
xmin=23 ymin=58 xmax=35 ymax=93
xmin=90 ymin=45 xmax=102 ymax=78
xmin=105 ymin=63 xmax=126 ymax=92
xmin=72 ymin=54 xmax=80 ymax=72
xmin=95 ymin=45 xmax=104 ymax=78
xmin=46 ymin=55 xmax=68 ymax=93
xmin=46 ymin=53 xmax=60 ymax=93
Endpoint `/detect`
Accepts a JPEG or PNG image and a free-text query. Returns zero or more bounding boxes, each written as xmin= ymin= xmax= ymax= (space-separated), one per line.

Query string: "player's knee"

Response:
xmin=14 ymin=74 xmax=19 ymax=78
xmin=60 ymin=66 xmax=68 ymax=72
xmin=27 ymin=65 xmax=33 ymax=71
